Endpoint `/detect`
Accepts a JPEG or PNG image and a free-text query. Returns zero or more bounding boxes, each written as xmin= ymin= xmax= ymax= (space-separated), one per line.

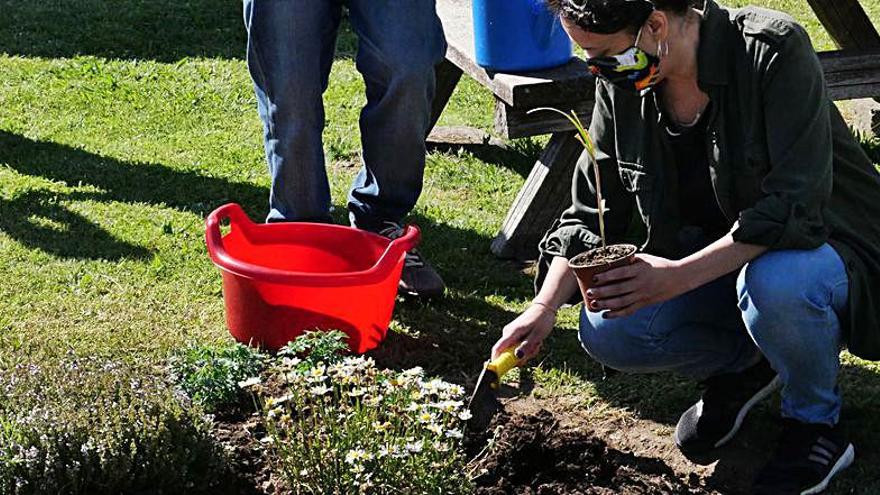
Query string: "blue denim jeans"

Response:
xmin=243 ymin=0 xmax=446 ymax=228
xmin=578 ymin=244 xmax=849 ymax=426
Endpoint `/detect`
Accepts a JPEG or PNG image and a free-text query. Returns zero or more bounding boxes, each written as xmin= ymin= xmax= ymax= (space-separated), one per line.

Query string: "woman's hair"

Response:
xmin=546 ymin=0 xmax=694 ymax=34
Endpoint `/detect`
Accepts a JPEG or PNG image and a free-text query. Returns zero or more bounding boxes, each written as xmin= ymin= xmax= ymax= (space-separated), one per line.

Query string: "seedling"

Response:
xmin=527 ymin=107 xmax=606 ymax=247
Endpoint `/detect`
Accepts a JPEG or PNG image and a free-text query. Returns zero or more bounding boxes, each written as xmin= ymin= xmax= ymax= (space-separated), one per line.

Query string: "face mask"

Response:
xmin=586 ymin=25 xmax=662 ymax=96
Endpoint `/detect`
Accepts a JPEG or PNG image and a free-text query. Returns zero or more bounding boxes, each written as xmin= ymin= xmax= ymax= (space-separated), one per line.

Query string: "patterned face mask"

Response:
xmin=586 ymin=26 xmax=661 ymax=96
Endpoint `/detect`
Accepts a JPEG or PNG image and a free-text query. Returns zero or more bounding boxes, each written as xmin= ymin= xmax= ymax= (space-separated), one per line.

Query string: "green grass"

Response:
xmin=1 ymin=0 xmax=879 ymax=492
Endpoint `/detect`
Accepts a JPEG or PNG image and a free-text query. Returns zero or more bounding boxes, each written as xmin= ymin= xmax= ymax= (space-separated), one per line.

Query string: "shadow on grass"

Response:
xmin=428 ymin=136 xmax=546 ymax=179
xmin=0 ymin=190 xmax=152 ymax=261
xmin=0 ymin=131 xmax=266 ymax=259
xmin=0 ymin=0 xmax=358 ymax=62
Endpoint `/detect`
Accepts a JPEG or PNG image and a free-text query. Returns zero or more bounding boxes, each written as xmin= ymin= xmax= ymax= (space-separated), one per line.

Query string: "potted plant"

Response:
xmin=528 ymin=108 xmax=637 ymax=306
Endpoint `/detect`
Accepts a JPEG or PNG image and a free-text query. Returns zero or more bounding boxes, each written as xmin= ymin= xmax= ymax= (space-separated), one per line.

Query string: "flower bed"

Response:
xmin=241 ymin=332 xmax=473 ymax=494
xmin=0 ymin=355 xmax=224 ymax=495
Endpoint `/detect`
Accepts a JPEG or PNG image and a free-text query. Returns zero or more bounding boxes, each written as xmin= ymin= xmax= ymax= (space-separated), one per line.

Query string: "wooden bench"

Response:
xmin=429 ymin=0 xmax=880 ymax=261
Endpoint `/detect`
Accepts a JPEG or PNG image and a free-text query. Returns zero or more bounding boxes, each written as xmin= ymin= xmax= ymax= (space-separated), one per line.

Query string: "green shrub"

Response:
xmin=169 ymin=340 xmax=265 ymax=412
xmin=279 ymin=329 xmax=350 ymax=369
xmin=243 ymin=353 xmax=473 ymax=494
xmin=0 ymin=356 xmax=224 ymax=495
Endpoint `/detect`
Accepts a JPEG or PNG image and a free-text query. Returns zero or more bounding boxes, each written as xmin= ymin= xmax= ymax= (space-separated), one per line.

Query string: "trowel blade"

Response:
xmin=466 ymin=366 xmax=501 ymax=433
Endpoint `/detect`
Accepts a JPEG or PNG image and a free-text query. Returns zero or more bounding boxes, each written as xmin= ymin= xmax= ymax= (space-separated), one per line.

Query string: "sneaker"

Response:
xmin=753 ymin=419 xmax=854 ymax=494
xmin=675 ymin=358 xmax=781 ymax=458
xmin=377 ymin=222 xmax=445 ymax=299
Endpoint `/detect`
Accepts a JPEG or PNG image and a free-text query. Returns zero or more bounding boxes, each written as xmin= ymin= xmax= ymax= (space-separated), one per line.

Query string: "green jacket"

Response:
xmin=537 ymin=0 xmax=880 ymax=360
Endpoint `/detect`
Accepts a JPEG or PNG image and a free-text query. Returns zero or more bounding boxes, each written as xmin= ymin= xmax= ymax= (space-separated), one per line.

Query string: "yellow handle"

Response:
xmin=486 ymin=349 xmax=519 ymax=389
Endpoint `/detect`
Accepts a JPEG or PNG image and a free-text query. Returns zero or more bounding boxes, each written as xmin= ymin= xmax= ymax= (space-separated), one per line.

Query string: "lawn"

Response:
xmin=1 ymin=0 xmax=879 ymax=493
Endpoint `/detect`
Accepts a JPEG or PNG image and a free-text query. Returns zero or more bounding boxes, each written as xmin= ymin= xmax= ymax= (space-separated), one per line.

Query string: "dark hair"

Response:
xmin=546 ymin=0 xmax=693 ymax=34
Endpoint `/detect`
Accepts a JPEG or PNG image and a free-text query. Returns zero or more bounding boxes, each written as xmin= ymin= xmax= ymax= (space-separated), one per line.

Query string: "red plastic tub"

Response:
xmin=205 ymin=203 xmax=419 ymax=353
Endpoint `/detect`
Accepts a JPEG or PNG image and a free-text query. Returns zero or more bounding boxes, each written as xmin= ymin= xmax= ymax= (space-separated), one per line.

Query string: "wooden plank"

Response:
xmin=491 ymin=132 xmax=581 ymax=260
xmin=435 ymin=0 xmax=595 ymax=108
xmin=429 ymin=59 xmax=464 ymax=133
xmin=808 ymin=0 xmax=880 ymax=104
xmin=819 ymin=49 xmax=880 ymax=100
xmin=806 ymin=0 xmax=880 ymax=50
xmin=495 ymin=99 xmax=595 ymax=139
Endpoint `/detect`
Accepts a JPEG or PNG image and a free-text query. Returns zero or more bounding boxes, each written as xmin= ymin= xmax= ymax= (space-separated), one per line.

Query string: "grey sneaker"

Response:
xmin=377 ymin=222 xmax=445 ymax=299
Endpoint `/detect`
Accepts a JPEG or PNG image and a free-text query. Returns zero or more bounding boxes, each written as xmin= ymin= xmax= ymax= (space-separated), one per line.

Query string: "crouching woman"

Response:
xmin=493 ymin=0 xmax=880 ymax=493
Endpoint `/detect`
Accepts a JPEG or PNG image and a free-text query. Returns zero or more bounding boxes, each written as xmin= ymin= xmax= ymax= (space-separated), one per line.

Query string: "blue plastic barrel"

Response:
xmin=472 ymin=0 xmax=573 ymax=72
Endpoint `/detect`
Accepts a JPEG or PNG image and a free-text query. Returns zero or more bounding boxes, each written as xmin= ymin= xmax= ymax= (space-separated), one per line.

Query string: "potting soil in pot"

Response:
xmin=570 ymin=245 xmax=637 ymax=268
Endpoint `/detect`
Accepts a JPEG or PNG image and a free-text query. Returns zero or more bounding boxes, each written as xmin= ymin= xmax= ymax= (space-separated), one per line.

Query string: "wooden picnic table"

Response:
xmin=429 ymin=0 xmax=880 ymax=261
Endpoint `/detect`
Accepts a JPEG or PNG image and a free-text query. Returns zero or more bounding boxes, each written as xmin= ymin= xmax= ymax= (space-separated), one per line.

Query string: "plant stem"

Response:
xmin=527 ymin=107 xmax=607 ymax=248
xmin=590 ymin=145 xmax=607 ymax=249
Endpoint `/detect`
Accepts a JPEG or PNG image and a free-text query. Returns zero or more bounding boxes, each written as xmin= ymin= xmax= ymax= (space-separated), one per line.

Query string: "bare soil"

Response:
xmin=465 ymin=408 xmax=708 ymax=495
xmin=211 ymin=409 xmax=282 ymax=495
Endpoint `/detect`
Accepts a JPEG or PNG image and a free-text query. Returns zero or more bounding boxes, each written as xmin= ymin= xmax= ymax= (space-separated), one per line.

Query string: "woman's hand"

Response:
xmin=587 ymin=254 xmax=691 ymax=318
xmin=491 ymin=303 xmax=557 ymax=362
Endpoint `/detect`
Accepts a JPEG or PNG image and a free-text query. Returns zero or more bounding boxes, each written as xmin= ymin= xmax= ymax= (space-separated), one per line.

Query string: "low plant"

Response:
xmin=853 ymin=127 xmax=879 ymax=164
xmin=169 ymin=340 xmax=265 ymax=412
xmin=0 ymin=355 xmax=223 ymax=495
xmin=278 ymin=329 xmax=349 ymax=369
xmin=242 ymin=332 xmax=473 ymax=494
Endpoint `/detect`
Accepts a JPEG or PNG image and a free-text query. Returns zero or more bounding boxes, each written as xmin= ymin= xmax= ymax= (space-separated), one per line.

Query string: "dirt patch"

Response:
xmin=211 ymin=410 xmax=282 ymax=495
xmin=466 ymin=408 xmax=708 ymax=495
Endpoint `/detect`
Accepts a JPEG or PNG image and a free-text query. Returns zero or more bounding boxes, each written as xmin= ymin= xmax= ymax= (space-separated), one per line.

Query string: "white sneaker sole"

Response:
xmin=801 ymin=443 xmax=855 ymax=495
xmin=713 ymin=374 xmax=782 ymax=448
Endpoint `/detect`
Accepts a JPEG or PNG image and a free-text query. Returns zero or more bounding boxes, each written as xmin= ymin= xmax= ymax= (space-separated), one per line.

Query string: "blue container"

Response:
xmin=473 ymin=0 xmax=573 ymax=72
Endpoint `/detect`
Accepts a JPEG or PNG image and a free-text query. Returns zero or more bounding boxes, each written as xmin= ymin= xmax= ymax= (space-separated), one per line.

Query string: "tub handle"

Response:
xmin=205 ymin=203 xmax=252 ymax=266
xmin=372 ymin=225 xmax=421 ymax=273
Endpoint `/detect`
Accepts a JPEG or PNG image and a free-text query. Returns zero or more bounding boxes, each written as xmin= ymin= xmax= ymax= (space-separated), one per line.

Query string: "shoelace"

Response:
xmin=378 ymin=222 xmax=425 ymax=269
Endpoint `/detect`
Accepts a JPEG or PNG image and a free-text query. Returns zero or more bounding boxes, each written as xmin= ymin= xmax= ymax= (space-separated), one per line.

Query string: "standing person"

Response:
xmin=243 ymin=0 xmax=447 ymax=298
xmin=492 ymin=0 xmax=880 ymax=493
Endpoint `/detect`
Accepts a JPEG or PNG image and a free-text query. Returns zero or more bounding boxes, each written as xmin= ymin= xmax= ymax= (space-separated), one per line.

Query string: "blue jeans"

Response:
xmin=243 ymin=0 xmax=446 ymax=228
xmin=579 ymin=244 xmax=849 ymax=426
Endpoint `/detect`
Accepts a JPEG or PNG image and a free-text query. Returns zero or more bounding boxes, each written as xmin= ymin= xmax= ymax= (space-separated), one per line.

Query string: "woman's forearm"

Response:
xmin=677 ymin=232 xmax=767 ymax=292
xmin=534 ymin=256 xmax=581 ymax=309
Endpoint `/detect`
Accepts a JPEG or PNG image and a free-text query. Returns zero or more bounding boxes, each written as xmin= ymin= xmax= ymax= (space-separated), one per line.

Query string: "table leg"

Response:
xmin=428 ymin=59 xmax=464 ymax=134
xmin=491 ymin=131 xmax=582 ymax=260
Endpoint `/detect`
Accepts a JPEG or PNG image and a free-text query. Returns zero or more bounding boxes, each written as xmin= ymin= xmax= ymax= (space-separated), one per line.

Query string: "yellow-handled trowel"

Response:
xmin=466 ymin=349 xmax=520 ymax=432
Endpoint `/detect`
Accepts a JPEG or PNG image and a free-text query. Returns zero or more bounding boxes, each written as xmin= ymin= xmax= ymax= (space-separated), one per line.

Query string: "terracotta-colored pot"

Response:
xmin=568 ymin=244 xmax=638 ymax=307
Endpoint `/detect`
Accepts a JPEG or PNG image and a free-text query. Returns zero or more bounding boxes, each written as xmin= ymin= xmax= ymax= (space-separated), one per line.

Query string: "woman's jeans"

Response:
xmin=242 ymin=0 xmax=446 ymax=229
xmin=578 ymin=244 xmax=849 ymax=426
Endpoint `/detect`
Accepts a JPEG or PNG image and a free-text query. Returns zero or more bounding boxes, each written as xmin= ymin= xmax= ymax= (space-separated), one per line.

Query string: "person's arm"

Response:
xmin=676 ymin=231 xmax=766 ymax=292
xmin=491 ymin=256 xmax=579 ymax=360
xmin=588 ymin=232 xmax=765 ymax=317
xmin=729 ymin=23 xmax=833 ymax=250
xmin=534 ymin=256 xmax=580 ymax=309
